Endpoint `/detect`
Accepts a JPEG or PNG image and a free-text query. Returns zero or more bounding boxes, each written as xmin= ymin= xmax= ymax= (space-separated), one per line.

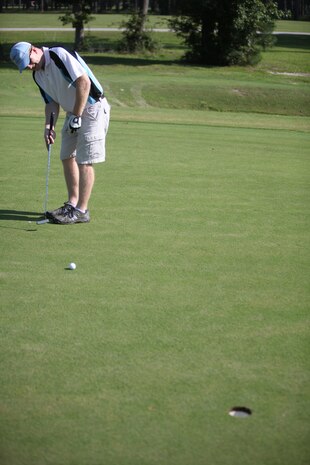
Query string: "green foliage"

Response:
xmin=59 ymin=10 xmax=93 ymax=29
xmin=118 ymin=12 xmax=158 ymax=53
xmin=233 ymin=0 xmax=280 ymax=55
xmin=59 ymin=1 xmax=94 ymax=29
xmin=59 ymin=0 xmax=94 ymax=49
xmin=170 ymin=0 xmax=282 ymax=66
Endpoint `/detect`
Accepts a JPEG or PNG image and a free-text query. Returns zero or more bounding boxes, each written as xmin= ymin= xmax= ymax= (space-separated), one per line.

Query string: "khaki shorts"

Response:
xmin=60 ymin=97 xmax=110 ymax=164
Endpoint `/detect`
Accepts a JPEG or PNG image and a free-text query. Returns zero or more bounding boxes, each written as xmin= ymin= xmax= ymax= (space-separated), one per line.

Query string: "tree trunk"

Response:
xmin=73 ymin=2 xmax=84 ymax=50
xmin=142 ymin=0 xmax=149 ymax=16
xmin=140 ymin=0 xmax=149 ymax=30
xmin=75 ymin=22 xmax=84 ymax=50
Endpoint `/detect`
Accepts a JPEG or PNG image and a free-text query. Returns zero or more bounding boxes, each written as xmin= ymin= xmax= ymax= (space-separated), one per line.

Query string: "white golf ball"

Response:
xmin=69 ymin=262 xmax=76 ymax=270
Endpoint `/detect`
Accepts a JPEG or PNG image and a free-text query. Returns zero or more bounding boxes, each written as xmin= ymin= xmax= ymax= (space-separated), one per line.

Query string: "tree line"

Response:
xmin=1 ymin=1 xmax=309 ymax=67
xmin=1 ymin=0 xmax=309 ymax=19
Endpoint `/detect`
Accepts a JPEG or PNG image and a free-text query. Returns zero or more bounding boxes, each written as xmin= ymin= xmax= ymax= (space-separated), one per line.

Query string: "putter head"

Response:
xmin=36 ymin=218 xmax=49 ymax=225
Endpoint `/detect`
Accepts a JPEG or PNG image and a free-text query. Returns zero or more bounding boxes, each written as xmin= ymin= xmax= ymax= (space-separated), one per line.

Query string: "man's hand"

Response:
xmin=44 ymin=128 xmax=56 ymax=148
xmin=44 ymin=107 xmax=57 ymax=148
xmin=68 ymin=115 xmax=82 ymax=133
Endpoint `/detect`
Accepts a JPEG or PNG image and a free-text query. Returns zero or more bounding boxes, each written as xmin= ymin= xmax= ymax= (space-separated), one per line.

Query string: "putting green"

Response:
xmin=1 ymin=113 xmax=309 ymax=465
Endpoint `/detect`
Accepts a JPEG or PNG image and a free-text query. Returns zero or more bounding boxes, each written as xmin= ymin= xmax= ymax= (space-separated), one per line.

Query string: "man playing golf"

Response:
xmin=10 ymin=42 xmax=110 ymax=224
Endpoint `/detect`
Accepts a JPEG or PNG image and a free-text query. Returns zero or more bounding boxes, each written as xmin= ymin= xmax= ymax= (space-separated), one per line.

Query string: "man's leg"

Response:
xmin=46 ymin=156 xmax=79 ymax=220
xmin=51 ymin=161 xmax=93 ymax=224
xmin=76 ymin=163 xmax=95 ymax=212
xmin=62 ymin=157 xmax=79 ymax=206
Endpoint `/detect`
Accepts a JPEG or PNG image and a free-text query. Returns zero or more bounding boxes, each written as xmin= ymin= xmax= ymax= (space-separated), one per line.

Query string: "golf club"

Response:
xmin=37 ymin=112 xmax=55 ymax=225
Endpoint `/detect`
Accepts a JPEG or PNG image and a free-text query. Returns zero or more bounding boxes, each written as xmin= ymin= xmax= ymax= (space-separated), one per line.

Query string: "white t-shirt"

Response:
xmin=33 ymin=47 xmax=103 ymax=113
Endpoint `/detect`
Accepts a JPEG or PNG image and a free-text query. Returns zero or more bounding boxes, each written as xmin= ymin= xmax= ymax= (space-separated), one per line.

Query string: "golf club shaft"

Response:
xmin=43 ymin=112 xmax=55 ymax=216
xmin=43 ymin=144 xmax=52 ymax=215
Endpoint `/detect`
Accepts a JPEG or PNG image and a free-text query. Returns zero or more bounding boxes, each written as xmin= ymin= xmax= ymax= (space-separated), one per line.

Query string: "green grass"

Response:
xmin=257 ymin=34 xmax=310 ymax=74
xmin=1 ymin=15 xmax=309 ymax=119
xmin=0 ymin=32 xmax=309 ymax=118
xmin=275 ymin=19 xmax=310 ymax=33
xmin=1 ymin=114 xmax=309 ymax=465
xmin=0 ymin=13 xmax=169 ymax=29
xmin=1 ymin=61 xmax=309 ymax=118
xmin=0 ymin=13 xmax=309 ymax=33
xmin=0 ymin=18 xmax=310 ymax=465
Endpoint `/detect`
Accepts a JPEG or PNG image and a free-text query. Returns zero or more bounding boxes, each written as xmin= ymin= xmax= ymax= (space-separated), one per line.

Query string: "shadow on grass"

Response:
xmin=80 ymin=54 xmax=182 ymax=67
xmin=0 ymin=209 xmax=41 ymax=221
xmin=0 ymin=51 xmax=183 ymax=69
xmin=274 ymin=34 xmax=310 ymax=50
xmin=0 ymin=36 xmax=183 ymax=68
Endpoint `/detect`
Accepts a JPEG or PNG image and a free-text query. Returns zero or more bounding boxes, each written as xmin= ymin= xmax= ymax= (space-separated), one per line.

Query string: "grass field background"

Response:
xmin=0 ymin=13 xmax=310 ymax=32
xmin=1 ymin=15 xmax=310 ymax=465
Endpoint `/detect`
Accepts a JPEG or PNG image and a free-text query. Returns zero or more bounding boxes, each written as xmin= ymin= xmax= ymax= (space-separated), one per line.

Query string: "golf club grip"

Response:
xmin=49 ymin=112 xmax=55 ymax=130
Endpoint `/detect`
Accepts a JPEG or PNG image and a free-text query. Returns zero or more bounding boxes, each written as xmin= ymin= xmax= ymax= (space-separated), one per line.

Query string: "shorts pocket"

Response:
xmin=83 ymin=132 xmax=104 ymax=160
xmin=86 ymin=104 xmax=99 ymax=120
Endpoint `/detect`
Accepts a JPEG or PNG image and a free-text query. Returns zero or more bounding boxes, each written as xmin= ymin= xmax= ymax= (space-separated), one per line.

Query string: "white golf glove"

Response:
xmin=68 ymin=115 xmax=82 ymax=133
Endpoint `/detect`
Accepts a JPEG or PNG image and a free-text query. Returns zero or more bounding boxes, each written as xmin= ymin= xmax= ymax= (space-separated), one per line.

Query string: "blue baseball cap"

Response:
xmin=10 ymin=42 xmax=31 ymax=73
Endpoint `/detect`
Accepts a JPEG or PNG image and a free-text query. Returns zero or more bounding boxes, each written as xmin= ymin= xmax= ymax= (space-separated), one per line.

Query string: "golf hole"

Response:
xmin=229 ymin=406 xmax=252 ymax=418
